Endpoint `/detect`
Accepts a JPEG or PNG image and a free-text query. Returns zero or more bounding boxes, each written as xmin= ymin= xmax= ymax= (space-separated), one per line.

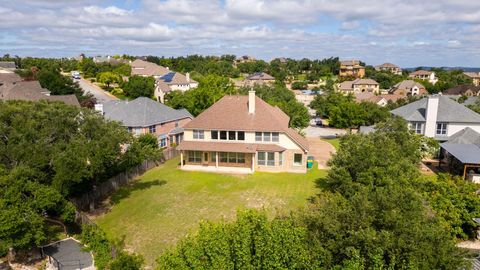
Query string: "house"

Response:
xmin=443 ymin=84 xmax=480 ymax=96
xmin=0 ymin=80 xmax=80 ymax=106
xmin=236 ymin=55 xmax=256 ymax=64
xmin=464 ymin=72 xmax=480 ymax=86
xmin=0 ymin=61 xmax=16 ymax=73
xmin=93 ymin=55 xmax=125 ymax=64
xmin=391 ymin=95 xmax=480 ymax=140
xmin=243 ymin=72 xmax=275 ymax=86
xmin=338 ymin=78 xmax=380 ymax=94
xmin=389 ymin=80 xmax=427 ymax=97
xmin=354 ymin=92 xmax=403 ymax=107
xmin=154 ymin=72 xmax=198 ymax=103
xmin=130 ymin=59 xmax=170 ymax=78
xmin=177 ymin=91 xmax=309 ymax=174
xmin=339 ymin=60 xmax=365 ymax=78
xmin=98 ymin=97 xmax=193 ymax=148
xmin=408 ymin=70 xmax=438 ymax=84
xmin=439 ymin=127 xmax=480 ymax=180
xmin=375 ymin=63 xmax=402 ymax=75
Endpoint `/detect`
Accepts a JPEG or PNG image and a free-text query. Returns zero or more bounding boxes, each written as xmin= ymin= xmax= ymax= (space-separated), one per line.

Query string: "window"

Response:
xmin=159 ymin=138 xmax=167 ymax=148
xmin=211 ymin=130 xmax=218 ymax=140
xmin=220 ymin=131 xmax=227 ymax=140
xmin=272 ymin=132 xmax=279 ymax=142
xmin=149 ymin=125 xmax=156 ymax=133
xmin=411 ymin=122 xmax=422 ymax=134
xmin=204 ymin=152 xmax=208 ymax=162
xmin=294 ymin=154 xmax=303 ymax=166
xmin=263 ymin=132 xmax=271 ymax=142
xmin=211 ymin=152 xmax=217 ymax=162
xmin=237 ymin=153 xmax=245 ymax=163
xmin=258 ymin=152 xmax=266 ymax=165
xmin=134 ymin=128 xmax=142 ymax=136
xmin=193 ymin=130 xmax=204 ymax=139
xmin=228 ymin=152 xmax=237 ymax=163
xmin=220 ymin=152 xmax=228 ymax=163
xmin=255 ymin=132 xmax=262 ymax=141
xmin=279 ymin=152 xmax=283 ymax=166
xmin=237 ymin=131 xmax=245 ymax=141
xmin=127 ymin=127 xmax=133 ymax=133
xmin=267 ymin=152 xmax=275 ymax=166
xmin=436 ymin=123 xmax=447 ymax=135
xmin=188 ymin=151 xmax=201 ymax=163
xmin=228 ymin=131 xmax=236 ymax=140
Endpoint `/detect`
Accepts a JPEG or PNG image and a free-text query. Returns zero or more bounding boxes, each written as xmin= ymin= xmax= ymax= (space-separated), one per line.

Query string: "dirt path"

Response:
xmin=306 ymin=137 xmax=336 ymax=169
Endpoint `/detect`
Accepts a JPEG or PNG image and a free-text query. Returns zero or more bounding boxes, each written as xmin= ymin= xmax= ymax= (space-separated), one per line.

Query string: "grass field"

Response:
xmin=95 ymin=157 xmax=326 ymax=267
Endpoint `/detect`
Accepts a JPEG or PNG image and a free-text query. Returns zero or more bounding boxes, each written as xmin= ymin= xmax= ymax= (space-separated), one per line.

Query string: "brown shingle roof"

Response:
xmin=409 ymin=70 xmax=432 ymax=76
xmin=0 ymin=81 xmax=79 ymax=106
xmin=0 ymin=73 xmax=21 ymax=84
xmin=376 ymin=63 xmax=399 ymax=68
xmin=184 ymin=95 xmax=309 ymax=151
xmin=246 ymin=72 xmax=275 ymax=81
xmin=443 ymin=84 xmax=480 ymax=95
xmin=464 ymin=72 xmax=480 ymax=79
xmin=130 ymin=59 xmax=170 ymax=77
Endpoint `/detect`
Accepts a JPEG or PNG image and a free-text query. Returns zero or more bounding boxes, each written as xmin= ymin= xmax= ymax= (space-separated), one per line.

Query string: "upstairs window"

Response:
xmin=228 ymin=131 xmax=236 ymax=140
xmin=436 ymin=123 xmax=447 ymax=135
xmin=237 ymin=131 xmax=245 ymax=141
xmin=149 ymin=125 xmax=156 ymax=134
xmin=272 ymin=132 xmax=279 ymax=142
xmin=263 ymin=132 xmax=271 ymax=142
xmin=411 ymin=122 xmax=423 ymax=134
xmin=193 ymin=130 xmax=204 ymax=139
xmin=211 ymin=130 xmax=218 ymax=140
xmin=220 ymin=131 xmax=227 ymax=140
xmin=255 ymin=132 xmax=262 ymax=142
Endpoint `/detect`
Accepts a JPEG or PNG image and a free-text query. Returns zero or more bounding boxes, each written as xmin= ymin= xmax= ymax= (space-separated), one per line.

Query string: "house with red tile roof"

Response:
xmin=177 ymin=91 xmax=309 ymax=174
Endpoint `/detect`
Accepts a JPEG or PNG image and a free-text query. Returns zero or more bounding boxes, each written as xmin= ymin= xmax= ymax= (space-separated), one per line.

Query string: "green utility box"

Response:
xmin=307 ymin=156 xmax=314 ymax=169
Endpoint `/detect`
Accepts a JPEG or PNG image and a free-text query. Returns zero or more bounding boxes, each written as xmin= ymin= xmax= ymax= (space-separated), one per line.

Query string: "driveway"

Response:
xmin=77 ymin=78 xmax=118 ymax=103
xmin=304 ymin=124 xmax=347 ymax=138
xmin=307 ymin=137 xmax=336 ymax=169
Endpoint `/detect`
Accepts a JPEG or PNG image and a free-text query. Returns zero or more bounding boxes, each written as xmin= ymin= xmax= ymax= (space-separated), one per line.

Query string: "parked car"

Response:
xmin=71 ymin=71 xmax=81 ymax=80
xmin=315 ymin=117 xmax=323 ymax=126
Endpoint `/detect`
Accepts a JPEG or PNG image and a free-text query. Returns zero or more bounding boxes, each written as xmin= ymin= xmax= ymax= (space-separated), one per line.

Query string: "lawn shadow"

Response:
xmin=111 ymin=179 xmax=167 ymax=204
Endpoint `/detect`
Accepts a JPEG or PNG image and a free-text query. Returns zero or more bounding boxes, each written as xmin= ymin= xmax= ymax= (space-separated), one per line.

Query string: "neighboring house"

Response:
xmin=130 ymin=59 xmax=170 ymax=78
xmin=389 ymin=80 xmax=427 ymax=96
xmin=243 ymin=72 xmax=275 ymax=86
xmin=408 ymin=70 xmax=438 ymax=84
xmin=439 ymin=127 xmax=480 ymax=180
xmin=464 ymin=72 xmax=480 ymax=86
xmin=93 ymin=55 xmax=125 ymax=64
xmin=339 ymin=60 xmax=365 ymax=78
xmin=0 ymin=80 xmax=80 ymax=106
xmin=0 ymin=73 xmax=22 ymax=88
xmin=443 ymin=84 xmax=480 ymax=96
xmin=236 ymin=55 xmax=256 ymax=64
xmin=177 ymin=91 xmax=309 ymax=174
xmin=375 ymin=63 xmax=402 ymax=75
xmin=0 ymin=61 xmax=16 ymax=73
xmin=354 ymin=92 xmax=403 ymax=107
xmin=391 ymin=95 xmax=480 ymax=140
xmin=338 ymin=78 xmax=380 ymax=94
xmin=98 ymin=97 xmax=193 ymax=148
xmin=154 ymin=72 xmax=198 ymax=103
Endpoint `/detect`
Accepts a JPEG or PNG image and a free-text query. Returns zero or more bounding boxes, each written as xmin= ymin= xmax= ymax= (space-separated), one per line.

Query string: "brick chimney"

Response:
xmin=248 ymin=90 xmax=255 ymax=114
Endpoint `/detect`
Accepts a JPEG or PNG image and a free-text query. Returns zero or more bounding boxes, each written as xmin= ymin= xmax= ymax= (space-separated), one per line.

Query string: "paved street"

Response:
xmin=77 ymin=78 xmax=118 ymax=103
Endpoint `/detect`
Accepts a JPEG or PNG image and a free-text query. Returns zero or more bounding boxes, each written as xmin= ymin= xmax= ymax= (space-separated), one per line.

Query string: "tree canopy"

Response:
xmin=122 ymin=75 xmax=155 ymax=98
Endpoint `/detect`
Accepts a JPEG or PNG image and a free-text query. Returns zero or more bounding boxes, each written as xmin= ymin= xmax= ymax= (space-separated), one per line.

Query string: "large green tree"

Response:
xmin=122 ymin=75 xmax=155 ymax=98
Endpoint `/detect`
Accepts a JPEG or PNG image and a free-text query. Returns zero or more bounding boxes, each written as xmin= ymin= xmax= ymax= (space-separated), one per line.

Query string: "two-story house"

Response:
xmin=408 ymin=70 xmax=438 ymax=85
xmin=154 ymin=72 xmax=198 ymax=103
xmin=391 ymin=95 xmax=480 ymax=140
xmin=375 ymin=63 xmax=402 ymax=75
xmin=243 ymin=72 xmax=275 ymax=87
xmin=338 ymin=78 xmax=380 ymax=94
xmin=130 ymin=59 xmax=170 ymax=78
xmin=177 ymin=91 xmax=309 ymax=174
xmin=464 ymin=72 xmax=480 ymax=86
xmin=389 ymin=80 xmax=427 ymax=97
xmin=98 ymin=97 xmax=193 ymax=148
xmin=339 ymin=60 xmax=365 ymax=78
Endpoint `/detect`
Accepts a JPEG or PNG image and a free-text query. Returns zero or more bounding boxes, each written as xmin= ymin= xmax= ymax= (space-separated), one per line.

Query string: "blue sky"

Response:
xmin=1 ymin=0 xmax=479 ymax=67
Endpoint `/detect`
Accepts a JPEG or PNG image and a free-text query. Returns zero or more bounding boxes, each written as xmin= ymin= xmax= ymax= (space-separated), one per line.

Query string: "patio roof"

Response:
xmin=42 ymin=238 xmax=93 ymax=270
xmin=177 ymin=141 xmax=286 ymax=153
xmin=441 ymin=143 xmax=480 ymax=164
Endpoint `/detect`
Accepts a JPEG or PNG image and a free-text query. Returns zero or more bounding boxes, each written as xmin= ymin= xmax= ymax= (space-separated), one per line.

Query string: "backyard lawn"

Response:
xmin=95 ymin=157 xmax=326 ymax=267
xmin=324 ymin=137 xmax=341 ymax=150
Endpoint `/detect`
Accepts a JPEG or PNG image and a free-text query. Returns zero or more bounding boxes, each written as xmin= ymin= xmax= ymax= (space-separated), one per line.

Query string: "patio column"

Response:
xmin=463 ymin=164 xmax=468 ymax=179
xmin=180 ymin=151 xmax=184 ymax=168
xmin=215 ymin=152 xmax=218 ymax=168
xmin=251 ymin=153 xmax=255 ymax=172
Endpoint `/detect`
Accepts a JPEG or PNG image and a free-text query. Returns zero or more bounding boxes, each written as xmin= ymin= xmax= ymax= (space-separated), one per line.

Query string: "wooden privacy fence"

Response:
xmin=71 ymin=148 xmax=180 ymax=212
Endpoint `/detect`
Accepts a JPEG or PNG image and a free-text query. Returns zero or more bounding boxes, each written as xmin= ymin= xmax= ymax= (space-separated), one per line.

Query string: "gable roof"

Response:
xmin=159 ymin=72 xmax=197 ymax=85
xmin=102 ymin=97 xmax=192 ymax=127
xmin=443 ymin=84 xmax=480 ymax=95
xmin=376 ymin=63 xmax=399 ymax=68
xmin=464 ymin=72 xmax=480 ymax=79
xmin=353 ymin=78 xmax=379 ymax=85
xmin=130 ymin=59 xmax=170 ymax=77
xmin=340 ymin=60 xmax=362 ymax=66
xmin=0 ymin=81 xmax=79 ymax=106
xmin=409 ymin=70 xmax=433 ymax=76
xmin=392 ymin=80 xmax=424 ymax=90
xmin=0 ymin=61 xmax=16 ymax=69
xmin=246 ymin=72 xmax=275 ymax=81
xmin=0 ymin=73 xmax=22 ymax=85
xmin=184 ymin=95 xmax=308 ymax=151
xmin=390 ymin=95 xmax=480 ymax=123
xmin=446 ymin=127 xmax=480 ymax=145
xmin=440 ymin=128 xmax=480 ymax=164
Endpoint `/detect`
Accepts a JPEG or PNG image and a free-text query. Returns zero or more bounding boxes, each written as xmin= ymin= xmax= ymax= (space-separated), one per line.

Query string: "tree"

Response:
xmin=97 ymin=71 xmax=121 ymax=89
xmin=157 ymin=210 xmax=318 ymax=269
xmin=37 ymin=69 xmax=83 ymax=96
xmin=122 ymin=75 xmax=155 ymax=98
xmin=291 ymin=81 xmax=308 ymax=90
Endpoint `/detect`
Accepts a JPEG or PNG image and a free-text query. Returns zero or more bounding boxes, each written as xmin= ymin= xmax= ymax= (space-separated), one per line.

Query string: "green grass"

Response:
xmin=324 ymin=138 xmax=341 ymax=150
xmin=95 ymin=157 xmax=326 ymax=267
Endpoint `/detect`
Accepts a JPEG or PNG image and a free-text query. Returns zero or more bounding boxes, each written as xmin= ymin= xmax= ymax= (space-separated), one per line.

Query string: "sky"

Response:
xmin=1 ymin=0 xmax=480 ymax=67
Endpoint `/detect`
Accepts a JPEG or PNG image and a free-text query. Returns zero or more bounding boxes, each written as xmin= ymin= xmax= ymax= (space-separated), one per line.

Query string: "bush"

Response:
xmin=291 ymin=81 xmax=308 ymax=90
xmin=110 ymin=253 xmax=144 ymax=270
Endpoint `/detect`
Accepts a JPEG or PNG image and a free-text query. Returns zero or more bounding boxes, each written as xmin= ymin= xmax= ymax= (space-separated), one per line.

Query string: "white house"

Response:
xmin=408 ymin=70 xmax=438 ymax=85
xmin=154 ymin=72 xmax=198 ymax=103
xmin=391 ymin=95 xmax=480 ymax=140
